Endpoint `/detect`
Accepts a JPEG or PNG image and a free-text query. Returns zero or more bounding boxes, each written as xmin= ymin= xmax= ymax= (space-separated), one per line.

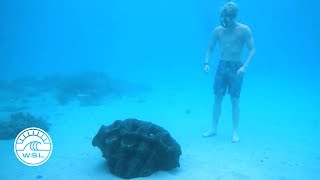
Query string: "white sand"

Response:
xmin=0 ymin=80 xmax=319 ymax=180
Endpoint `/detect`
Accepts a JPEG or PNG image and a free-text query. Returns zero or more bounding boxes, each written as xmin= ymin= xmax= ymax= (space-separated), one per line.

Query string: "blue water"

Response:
xmin=0 ymin=0 xmax=319 ymax=179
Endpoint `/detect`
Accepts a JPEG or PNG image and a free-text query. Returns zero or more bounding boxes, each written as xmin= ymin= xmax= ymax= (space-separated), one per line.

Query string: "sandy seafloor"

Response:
xmin=0 ymin=73 xmax=319 ymax=180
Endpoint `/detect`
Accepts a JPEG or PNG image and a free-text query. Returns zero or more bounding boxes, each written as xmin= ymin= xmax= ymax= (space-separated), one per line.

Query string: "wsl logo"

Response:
xmin=14 ymin=127 xmax=53 ymax=166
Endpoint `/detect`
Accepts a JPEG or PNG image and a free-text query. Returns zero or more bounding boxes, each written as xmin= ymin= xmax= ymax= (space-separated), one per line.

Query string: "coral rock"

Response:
xmin=92 ymin=118 xmax=182 ymax=179
xmin=0 ymin=112 xmax=50 ymax=140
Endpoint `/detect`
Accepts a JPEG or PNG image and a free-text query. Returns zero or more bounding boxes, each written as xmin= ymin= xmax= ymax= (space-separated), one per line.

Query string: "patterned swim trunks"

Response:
xmin=214 ymin=60 xmax=244 ymax=98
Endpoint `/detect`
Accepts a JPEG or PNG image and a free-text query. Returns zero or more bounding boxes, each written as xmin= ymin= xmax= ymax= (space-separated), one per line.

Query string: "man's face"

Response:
xmin=220 ymin=14 xmax=234 ymax=28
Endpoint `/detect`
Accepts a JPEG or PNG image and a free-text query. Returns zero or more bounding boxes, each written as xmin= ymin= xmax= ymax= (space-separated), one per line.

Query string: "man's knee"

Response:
xmin=214 ymin=95 xmax=224 ymax=104
xmin=231 ymin=97 xmax=239 ymax=107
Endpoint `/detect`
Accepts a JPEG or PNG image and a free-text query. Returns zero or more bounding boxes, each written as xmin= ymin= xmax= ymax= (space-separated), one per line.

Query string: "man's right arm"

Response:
xmin=205 ymin=27 xmax=219 ymax=65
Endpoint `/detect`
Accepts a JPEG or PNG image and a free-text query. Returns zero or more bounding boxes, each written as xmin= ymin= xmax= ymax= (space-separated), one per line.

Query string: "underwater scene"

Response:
xmin=0 ymin=0 xmax=319 ymax=179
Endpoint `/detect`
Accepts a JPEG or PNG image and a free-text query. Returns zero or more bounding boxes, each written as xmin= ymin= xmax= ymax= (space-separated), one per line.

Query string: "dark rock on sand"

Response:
xmin=92 ymin=118 xmax=182 ymax=179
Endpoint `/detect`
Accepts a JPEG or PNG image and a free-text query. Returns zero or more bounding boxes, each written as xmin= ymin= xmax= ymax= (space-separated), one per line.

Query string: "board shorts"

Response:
xmin=214 ymin=60 xmax=244 ymax=98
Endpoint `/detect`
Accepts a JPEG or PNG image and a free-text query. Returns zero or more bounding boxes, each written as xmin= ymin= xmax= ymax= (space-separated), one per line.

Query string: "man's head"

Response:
xmin=220 ymin=1 xmax=238 ymax=28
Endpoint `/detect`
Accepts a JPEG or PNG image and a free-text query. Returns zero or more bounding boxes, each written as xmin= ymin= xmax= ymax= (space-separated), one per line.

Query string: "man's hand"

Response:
xmin=204 ymin=64 xmax=210 ymax=73
xmin=237 ymin=66 xmax=246 ymax=76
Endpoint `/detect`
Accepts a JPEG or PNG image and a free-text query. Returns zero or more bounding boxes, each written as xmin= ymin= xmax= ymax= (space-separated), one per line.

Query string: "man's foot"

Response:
xmin=232 ymin=132 xmax=240 ymax=142
xmin=202 ymin=129 xmax=217 ymax=137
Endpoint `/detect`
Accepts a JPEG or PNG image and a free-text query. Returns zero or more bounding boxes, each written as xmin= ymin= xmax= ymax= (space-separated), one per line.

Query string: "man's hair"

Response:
xmin=220 ymin=1 xmax=239 ymax=18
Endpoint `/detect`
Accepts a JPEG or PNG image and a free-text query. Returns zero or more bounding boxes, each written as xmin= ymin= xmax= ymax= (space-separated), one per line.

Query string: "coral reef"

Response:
xmin=0 ymin=106 xmax=28 ymax=113
xmin=0 ymin=112 xmax=50 ymax=140
xmin=55 ymin=72 xmax=119 ymax=106
xmin=92 ymin=118 xmax=182 ymax=179
xmin=0 ymin=71 xmax=150 ymax=107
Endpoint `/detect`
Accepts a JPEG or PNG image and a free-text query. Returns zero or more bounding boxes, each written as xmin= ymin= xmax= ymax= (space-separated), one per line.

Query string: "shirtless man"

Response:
xmin=203 ymin=2 xmax=255 ymax=142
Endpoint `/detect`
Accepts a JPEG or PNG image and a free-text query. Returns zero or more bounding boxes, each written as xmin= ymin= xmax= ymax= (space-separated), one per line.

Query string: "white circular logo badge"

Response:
xmin=14 ymin=127 xmax=53 ymax=166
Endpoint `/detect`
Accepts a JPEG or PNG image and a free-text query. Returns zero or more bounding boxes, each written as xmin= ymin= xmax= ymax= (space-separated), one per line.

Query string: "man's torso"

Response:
xmin=217 ymin=23 xmax=248 ymax=62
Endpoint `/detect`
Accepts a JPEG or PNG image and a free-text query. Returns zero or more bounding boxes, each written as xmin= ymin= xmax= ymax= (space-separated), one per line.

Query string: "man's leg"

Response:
xmin=231 ymin=97 xmax=240 ymax=142
xmin=203 ymin=95 xmax=223 ymax=137
xmin=229 ymin=62 xmax=243 ymax=142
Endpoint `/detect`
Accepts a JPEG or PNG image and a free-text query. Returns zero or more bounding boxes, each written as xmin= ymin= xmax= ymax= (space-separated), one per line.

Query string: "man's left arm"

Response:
xmin=242 ymin=26 xmax=255 ymax=70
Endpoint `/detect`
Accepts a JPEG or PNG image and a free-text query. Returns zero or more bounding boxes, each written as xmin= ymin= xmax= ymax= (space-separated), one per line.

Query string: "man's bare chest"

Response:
xmin=219 ymin=30 xmax=244 ymax=46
